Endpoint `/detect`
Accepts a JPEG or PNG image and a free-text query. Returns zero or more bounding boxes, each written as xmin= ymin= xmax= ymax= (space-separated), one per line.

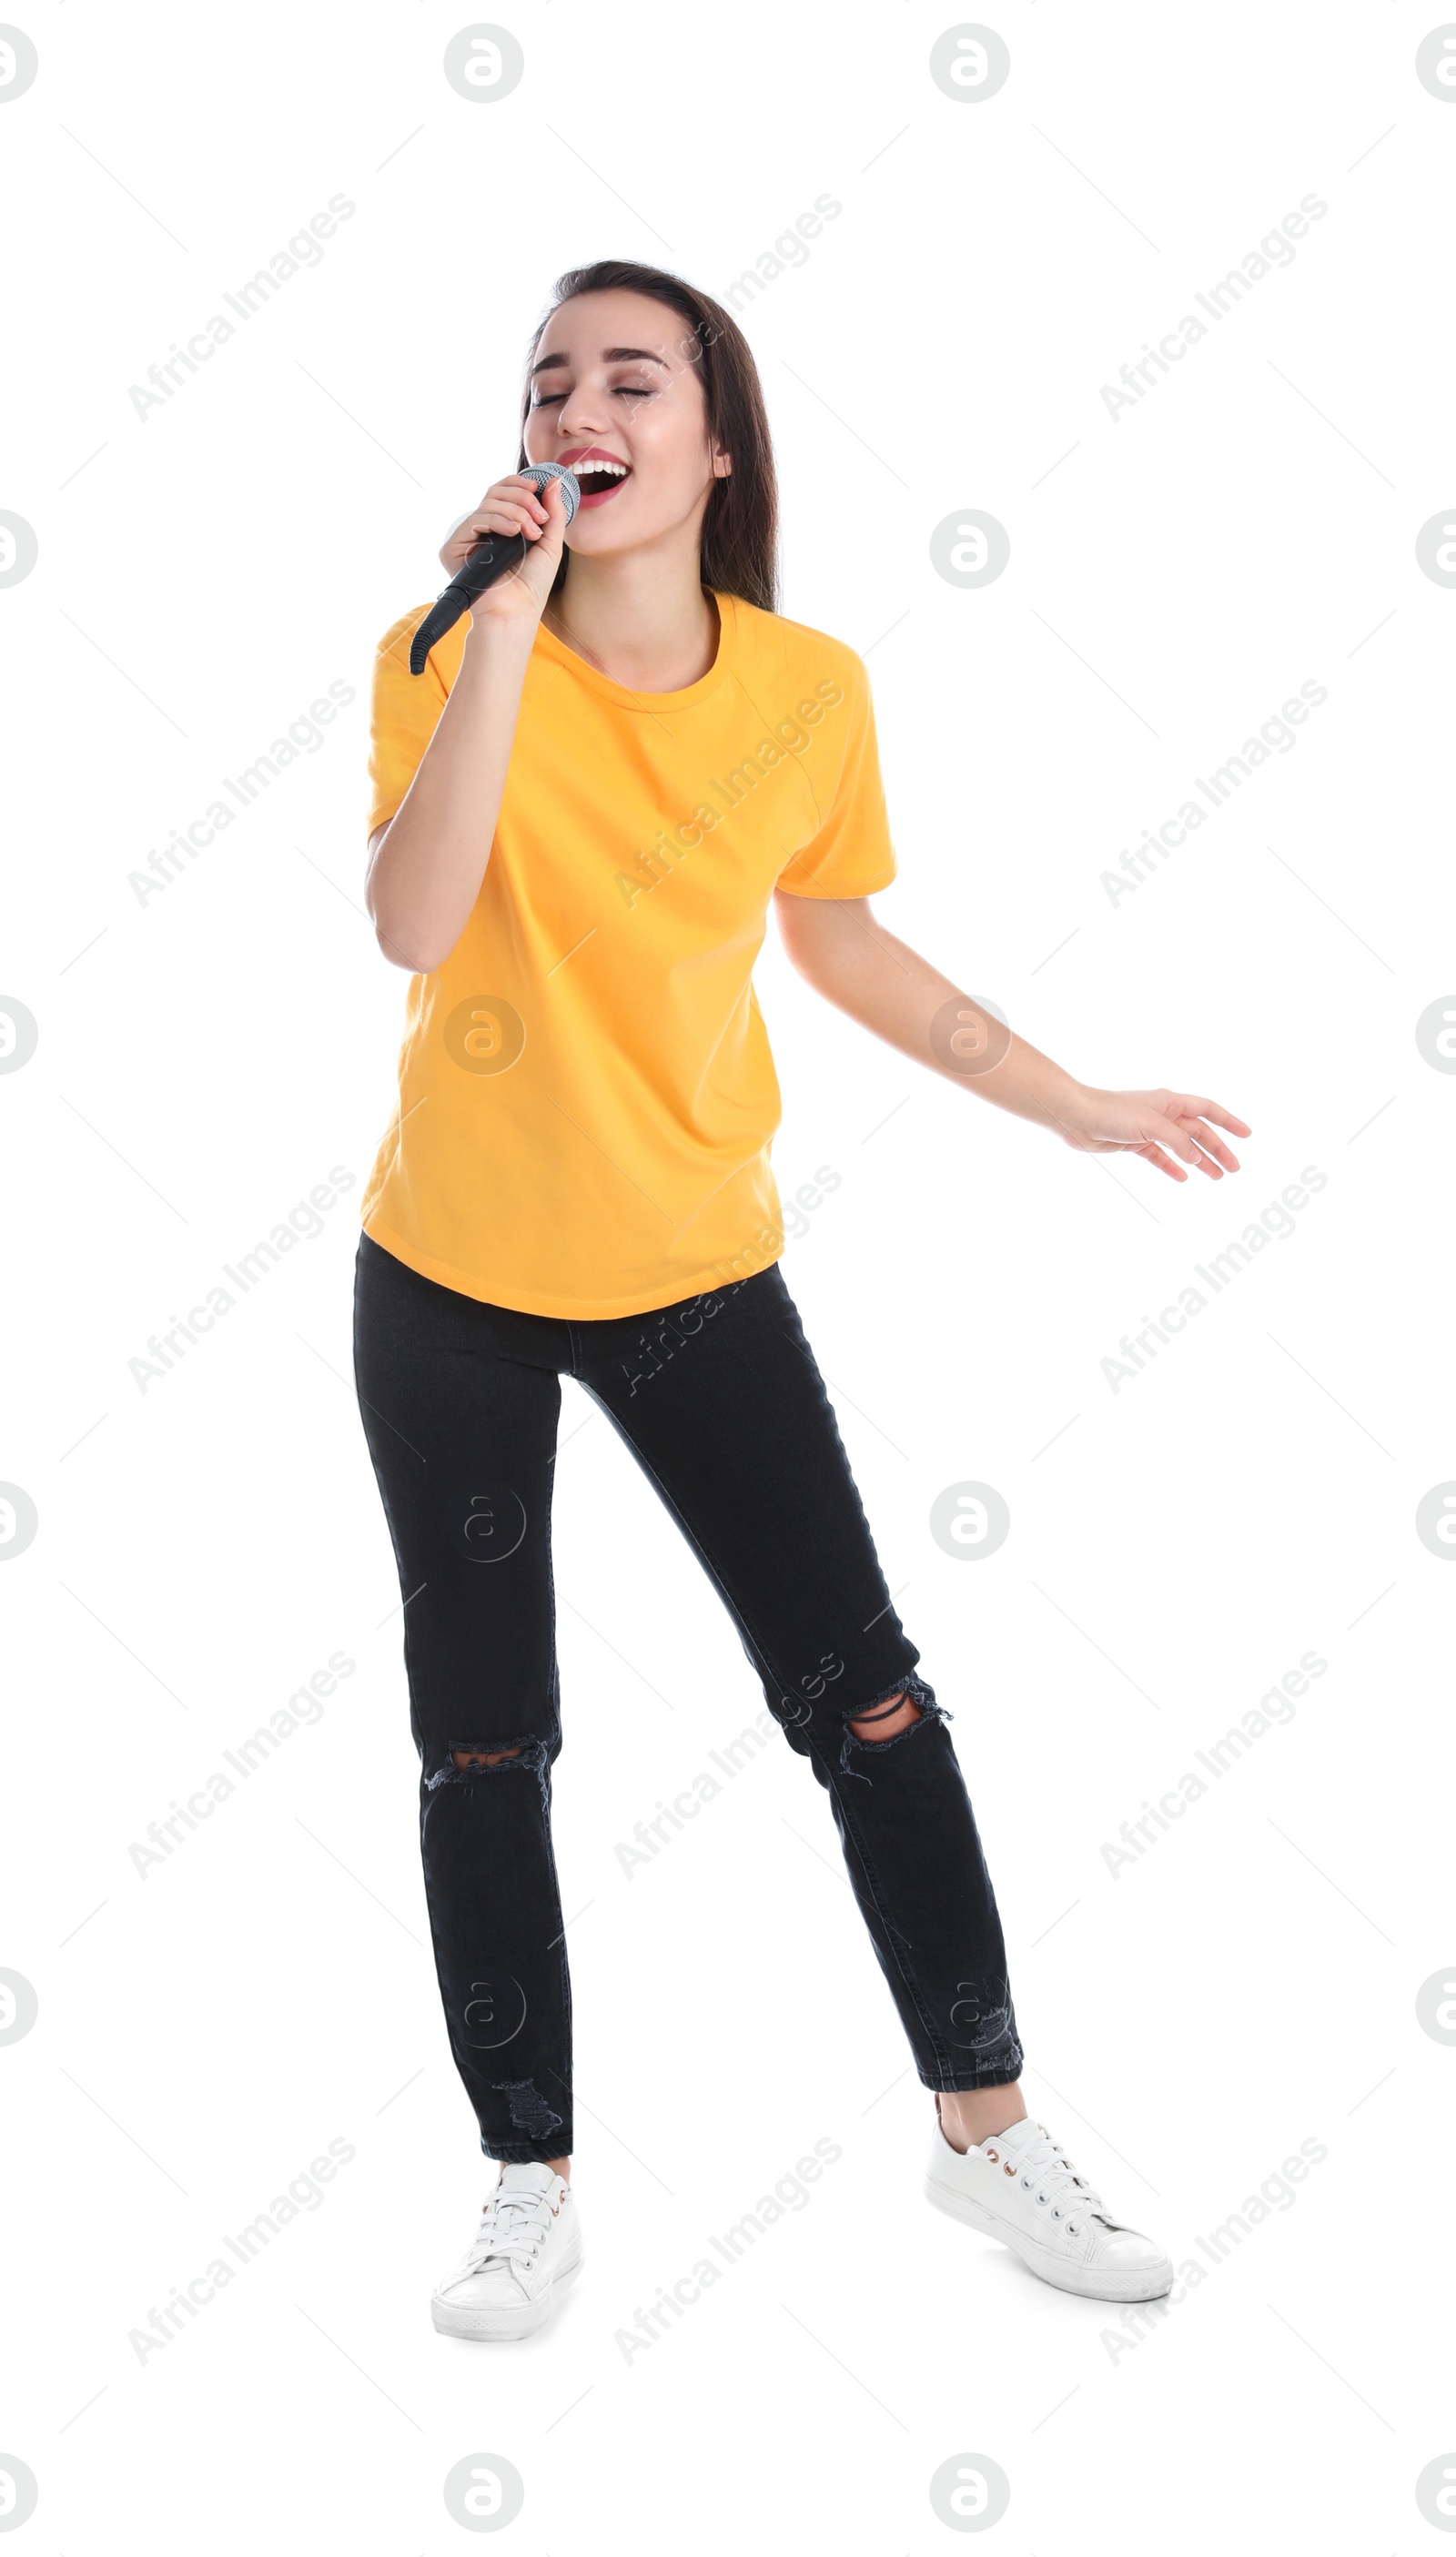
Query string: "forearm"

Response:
xmin=786 ymin=904 xmax=1087 ymax=1138
xmin=366 ymin=617 xmax=536 ymax=973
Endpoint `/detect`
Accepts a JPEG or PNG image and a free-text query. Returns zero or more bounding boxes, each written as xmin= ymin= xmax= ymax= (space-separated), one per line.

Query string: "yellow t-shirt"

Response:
xmin=359 ymin=587 xmax=896 ymax=1318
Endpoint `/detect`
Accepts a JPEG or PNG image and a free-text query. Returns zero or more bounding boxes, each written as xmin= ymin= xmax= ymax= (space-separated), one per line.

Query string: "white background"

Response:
xmin=3 ymin=1 xmax=1453 ymax=2547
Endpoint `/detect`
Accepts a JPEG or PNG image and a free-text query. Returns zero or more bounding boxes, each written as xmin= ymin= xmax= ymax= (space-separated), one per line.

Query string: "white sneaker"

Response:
xmin=431 ymin=2163 xmax=582 ymax=2341
xmin=925 ymin=2107 xmax=1174 ymax=2302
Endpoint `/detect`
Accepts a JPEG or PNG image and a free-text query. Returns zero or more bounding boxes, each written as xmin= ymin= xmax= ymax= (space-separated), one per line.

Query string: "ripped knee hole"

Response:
xmin=845 ymin=1691 xmax=923 ymax=1743
xmin=453 ymin=1702 xmax=925 ymax=1764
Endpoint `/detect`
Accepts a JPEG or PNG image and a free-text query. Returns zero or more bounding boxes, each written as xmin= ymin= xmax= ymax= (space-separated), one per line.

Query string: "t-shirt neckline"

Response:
xmin=532 ymin=588 xmax=737 ymax=711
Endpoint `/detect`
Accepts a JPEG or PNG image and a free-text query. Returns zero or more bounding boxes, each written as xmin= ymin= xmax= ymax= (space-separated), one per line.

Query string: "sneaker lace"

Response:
xmin=1006 ymin=2128 xmax=1107 ymax=2229
xmin=464 ymin=2185 xmax=551 ymax=2272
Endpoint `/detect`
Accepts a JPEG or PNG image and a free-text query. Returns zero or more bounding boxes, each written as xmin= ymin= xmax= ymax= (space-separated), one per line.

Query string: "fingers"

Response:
xmin=1138 ymin=1108 xmax=1207 ymax=1170
xmin=465 ymin=499 xmax=548 ymax=544
xmin=1168 ymin=1094 xmax=1252 ymax=1140
xmin=1136 ymin=1142 xmax=1189 ymax=1183
xmin=446 ymin=479 xmax=551 ymax=561
xmin=1079 ymin=1088 xmax=1249 ymax=1186
xmin=1178 ymin=1117 xmax=1241 ymax=1174
xmin=533 ymin=474 xmax=565 ymax=532
xmin=1163 ymin=1098 xmax=1247 ymax=1176
xmin=1145 ymin=1093 xmax=1249 ymax=1179
xmin=490 ymin=473 xmax=551 ymax=520
xmin=440 ymin=473 xmax=570 ymax=576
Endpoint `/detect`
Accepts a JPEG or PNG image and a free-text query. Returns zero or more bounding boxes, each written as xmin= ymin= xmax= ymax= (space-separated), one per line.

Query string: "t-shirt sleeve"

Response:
xmin=366 ymin=609 xmax=449 ymax=838
xmin=774 ymin=657 xmax=897 ymax=898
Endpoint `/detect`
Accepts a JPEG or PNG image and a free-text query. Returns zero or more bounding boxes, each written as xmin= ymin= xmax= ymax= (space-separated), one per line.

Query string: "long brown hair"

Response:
xmin=518 ymin=260 xmax=779 ymax=612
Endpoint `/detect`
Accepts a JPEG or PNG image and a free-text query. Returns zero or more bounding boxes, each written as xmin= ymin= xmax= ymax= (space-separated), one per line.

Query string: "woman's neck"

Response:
xmin=543 ymin=543 xmax=720 ymax=691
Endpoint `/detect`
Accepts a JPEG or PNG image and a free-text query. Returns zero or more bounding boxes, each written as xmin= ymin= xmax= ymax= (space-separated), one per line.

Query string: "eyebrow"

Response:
xmin=530 ymin=346 xmax=671 ymax=375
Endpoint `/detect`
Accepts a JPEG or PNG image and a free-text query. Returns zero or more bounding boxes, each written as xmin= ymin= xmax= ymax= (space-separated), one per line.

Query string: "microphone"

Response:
xmin=408 ymin=463 xmax=581 ymax=674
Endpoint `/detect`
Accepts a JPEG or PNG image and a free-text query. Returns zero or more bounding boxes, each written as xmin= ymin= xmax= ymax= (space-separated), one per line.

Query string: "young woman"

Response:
xmin=354 ymin=258 xmax=1249 ymax=2343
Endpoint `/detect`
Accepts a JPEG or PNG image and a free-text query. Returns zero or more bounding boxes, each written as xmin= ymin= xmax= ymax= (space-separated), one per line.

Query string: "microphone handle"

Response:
xmin=408 ymin=530 xmax=528 ymax=674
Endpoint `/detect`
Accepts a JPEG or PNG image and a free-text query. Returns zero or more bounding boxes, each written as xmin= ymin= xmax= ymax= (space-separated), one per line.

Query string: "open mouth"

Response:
xmin=567 ymin=457 xmax=632 ymax=509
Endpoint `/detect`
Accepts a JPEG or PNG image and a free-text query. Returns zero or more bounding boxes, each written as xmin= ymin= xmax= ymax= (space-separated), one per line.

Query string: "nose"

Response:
xmin=554 ymin=389 xmax=610 ymax=443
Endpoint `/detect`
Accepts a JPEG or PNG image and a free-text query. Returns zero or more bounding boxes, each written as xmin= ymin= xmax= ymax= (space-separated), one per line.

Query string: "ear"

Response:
xmin=711 ymin=448 xmax=733 ymax=480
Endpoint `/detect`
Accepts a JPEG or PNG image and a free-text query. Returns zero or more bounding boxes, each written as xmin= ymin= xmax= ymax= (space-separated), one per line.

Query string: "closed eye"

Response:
xmin=531 ymin=383 xmax=658 ymax=406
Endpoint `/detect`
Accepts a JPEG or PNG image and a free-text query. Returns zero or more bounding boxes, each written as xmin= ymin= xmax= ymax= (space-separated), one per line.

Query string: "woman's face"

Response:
xmin=522 ymin=288 xmax=730 ymax=559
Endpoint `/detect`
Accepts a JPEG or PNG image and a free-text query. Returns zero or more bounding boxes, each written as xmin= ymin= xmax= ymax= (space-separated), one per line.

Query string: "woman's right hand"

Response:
xmin=440 ymin=472 xmax=569 ymax=633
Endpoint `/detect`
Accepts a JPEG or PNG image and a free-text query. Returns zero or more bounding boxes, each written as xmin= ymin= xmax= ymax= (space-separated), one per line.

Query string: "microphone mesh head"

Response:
xmin=518 ymin=461 xmax=581 ymax=525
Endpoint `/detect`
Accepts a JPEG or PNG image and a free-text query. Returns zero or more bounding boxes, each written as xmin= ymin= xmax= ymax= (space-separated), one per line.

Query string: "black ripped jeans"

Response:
xmin=352 ymin=1229 xmax=1022 ymax=2164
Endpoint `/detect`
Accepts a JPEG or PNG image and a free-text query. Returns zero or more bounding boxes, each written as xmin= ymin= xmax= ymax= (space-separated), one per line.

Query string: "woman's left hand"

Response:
xmin=1056 ymin=1086 xmax=1251 ymax=1182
